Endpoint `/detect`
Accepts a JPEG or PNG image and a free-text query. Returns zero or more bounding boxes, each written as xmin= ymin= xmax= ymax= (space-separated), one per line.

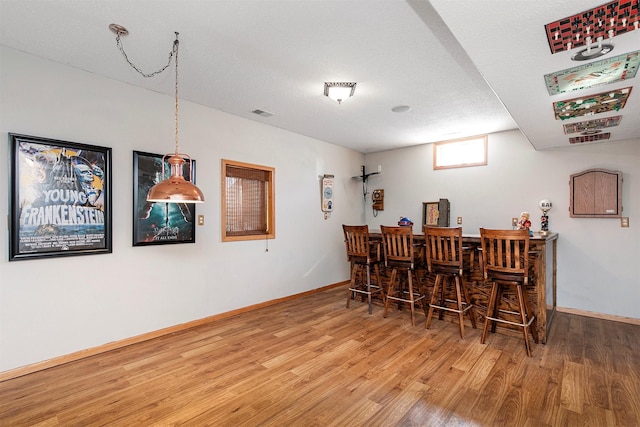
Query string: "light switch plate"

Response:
xmin=621 ymin=217 xmax=629 ymax=227
xmin=198 ymin=215 xmax=205 ymax=226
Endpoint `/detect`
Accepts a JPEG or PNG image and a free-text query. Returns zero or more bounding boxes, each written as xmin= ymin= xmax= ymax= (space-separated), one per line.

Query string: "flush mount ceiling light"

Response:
xmin=324 ymin=82 xmax=356 ymax=104
xmin=572 ymin=37 xmax=614 ymax=61
xmin=109 ymin=24 xmax=204 ymax=203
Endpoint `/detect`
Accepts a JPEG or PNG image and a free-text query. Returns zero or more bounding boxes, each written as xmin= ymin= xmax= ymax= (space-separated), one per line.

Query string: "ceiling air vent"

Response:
xmin=569 ymin=133 xmax=611 ymax=144
xmin=252 ymin=109 xmax=274 ymax=117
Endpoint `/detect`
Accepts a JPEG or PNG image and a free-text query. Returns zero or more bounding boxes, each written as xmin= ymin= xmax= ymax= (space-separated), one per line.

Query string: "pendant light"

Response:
xmin=109 ymin=24 xmax=204 ymax=203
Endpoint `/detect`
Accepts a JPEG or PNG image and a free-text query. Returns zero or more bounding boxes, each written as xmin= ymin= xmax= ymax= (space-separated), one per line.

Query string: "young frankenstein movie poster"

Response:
xmin=14 ymin=136 xmax=110 ymax=257
xmin=133 ymin=151 xmax=195 ymax=245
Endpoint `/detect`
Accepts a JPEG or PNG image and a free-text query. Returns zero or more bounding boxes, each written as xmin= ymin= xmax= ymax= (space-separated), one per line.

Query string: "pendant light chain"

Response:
xmin=113 ymin=29 xmax=182 ymax=155
xmin=174 ymin=34 xmax=180 ymax=155
xmin=114 ymin=31 xmax=178 ymax=78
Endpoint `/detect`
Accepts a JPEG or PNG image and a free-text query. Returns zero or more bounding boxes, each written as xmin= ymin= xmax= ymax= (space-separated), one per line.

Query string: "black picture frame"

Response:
xmin=9 ymin=133 xmax=112 ymax=261
xmin=132 ymin=151 xmax=196 ymax=246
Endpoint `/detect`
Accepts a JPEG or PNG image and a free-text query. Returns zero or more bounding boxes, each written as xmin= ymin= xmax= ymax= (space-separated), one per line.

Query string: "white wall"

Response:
xmin=0 ymin=47 xmax=365 ymax=372
xmin=364 ymin=130 xmax=640 ymax=319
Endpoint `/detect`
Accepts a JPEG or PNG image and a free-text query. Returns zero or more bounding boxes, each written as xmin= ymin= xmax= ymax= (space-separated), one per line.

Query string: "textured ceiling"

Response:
xmin=1 ymin=0 xmax=638 ymax=153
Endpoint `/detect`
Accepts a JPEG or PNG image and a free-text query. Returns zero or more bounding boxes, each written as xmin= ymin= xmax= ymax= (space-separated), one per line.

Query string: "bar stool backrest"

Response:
xmin=380 ymin=225 xmax=414 ymax=270
xmin=479 ymin=228 xmax=530 ymax=284
xmin=342 ymin=225 xmax=374 ymax=264
xmin=424 ymin=226 xmax=464 ymax=276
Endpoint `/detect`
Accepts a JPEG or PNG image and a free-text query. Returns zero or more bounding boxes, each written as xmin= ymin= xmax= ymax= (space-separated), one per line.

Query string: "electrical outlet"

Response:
xmin=512 ymin=217 xmax=518 ymax=227
xmin=621 ymin=217 xmax=629 ymax=227
xmin=197 ymin=215 xmax=205 ymax=226
xmin=457 ymin=217 xmax=462 ymax=224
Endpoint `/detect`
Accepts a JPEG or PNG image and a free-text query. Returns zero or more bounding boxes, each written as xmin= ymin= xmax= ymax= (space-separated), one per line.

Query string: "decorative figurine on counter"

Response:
xmin=539 ymin=199 xmax=552 ymax=236
xmin=517 ymin=211 xmax=533 ymax=235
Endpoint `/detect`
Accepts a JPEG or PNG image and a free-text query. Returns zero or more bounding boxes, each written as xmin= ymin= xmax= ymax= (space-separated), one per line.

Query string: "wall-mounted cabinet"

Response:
xmin=569 ymin=168 xmax=622 ymax=218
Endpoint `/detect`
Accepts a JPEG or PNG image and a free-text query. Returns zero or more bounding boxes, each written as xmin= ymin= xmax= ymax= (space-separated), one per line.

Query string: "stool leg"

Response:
xmin=420 ymin=277 xmax=429 ymax=319
xmin=426 ymin=274 xmax=442 ymax=329
xmin=374 ymin=263 xmax=384 ymax=301
xmin=397 ymin=274 xmax=406 ymax=311
xmin=461 ymin=277 xmax=477 ymax=329
xmin=346 ymin=263 xmax=358 ymax=309
xmin=454 ymin=276 xmax=465 ymax=339
xmin=365 ymin=264 xmax=373 ymax=315
xmin=516 ymin=284 xmax=532 ymax=357
xmin=383 ymin=268 xmax=397 ymax=319
xmin=481 ymin=281 xmax=499 ymax=344
xmin=438 ymin=277 xmax=447 ymax=320
xmin=491 ymin=286 xmax=503 ymax=334
xmin=416 ymin=271 xmax=427 ymax=319
xmin=407 ymin=270 xmax=416 ymax=326
xmin=522 ymin=286 xmax=539 ymax=344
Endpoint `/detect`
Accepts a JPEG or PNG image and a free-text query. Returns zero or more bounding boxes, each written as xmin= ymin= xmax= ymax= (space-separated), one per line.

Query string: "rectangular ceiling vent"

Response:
xmin=252 ymin=109 xmax=274 ymax=117
xmin=569 ymin=133 xmax=611 ymax=144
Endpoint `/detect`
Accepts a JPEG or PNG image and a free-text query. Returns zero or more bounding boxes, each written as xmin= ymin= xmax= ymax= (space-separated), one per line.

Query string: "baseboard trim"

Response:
xmin=0 ymin=281 xmax=348 ymax=383
xmin=556 ymin=306 xmax=640 ymax=326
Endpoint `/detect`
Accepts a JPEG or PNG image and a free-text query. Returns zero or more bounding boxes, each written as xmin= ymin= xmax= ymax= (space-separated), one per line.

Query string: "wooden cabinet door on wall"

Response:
xmin=570 ymin=168 xmax=622 ymax=218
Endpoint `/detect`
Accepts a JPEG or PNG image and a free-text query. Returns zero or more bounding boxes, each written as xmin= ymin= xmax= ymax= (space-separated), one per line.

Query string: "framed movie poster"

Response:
xmin=9 ymin=133 xmax=112 ymax=261
xmin=132 ymin=151 xmax=196 ymax=246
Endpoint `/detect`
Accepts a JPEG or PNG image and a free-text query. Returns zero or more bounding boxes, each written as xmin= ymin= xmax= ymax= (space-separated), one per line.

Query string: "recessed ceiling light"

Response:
xmin=391 ymin=105 xmax=411 ymax=113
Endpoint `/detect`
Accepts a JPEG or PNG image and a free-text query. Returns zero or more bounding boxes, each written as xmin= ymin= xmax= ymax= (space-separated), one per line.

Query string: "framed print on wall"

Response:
xmin=423 ymin=202 xmax=440 ymax=226
xmin=9 ymin=133 xmax=112 ymax=261
xmin=422 ymin=199 xmax=451 ymax=227
xmin=132 ymin=151 xmax=196 ymax=246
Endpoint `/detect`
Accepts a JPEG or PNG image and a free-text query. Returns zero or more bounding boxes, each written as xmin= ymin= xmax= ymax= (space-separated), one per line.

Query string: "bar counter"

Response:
xmin=368 ymin=230 xmax=558 ymax=344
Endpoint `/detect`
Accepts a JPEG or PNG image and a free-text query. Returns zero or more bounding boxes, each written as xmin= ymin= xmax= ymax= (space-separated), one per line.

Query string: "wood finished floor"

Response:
xmin=1 ymin=286 xmax=639 ymax=426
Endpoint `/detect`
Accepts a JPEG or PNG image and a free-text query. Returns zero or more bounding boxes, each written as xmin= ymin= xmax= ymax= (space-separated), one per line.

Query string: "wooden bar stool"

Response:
xmin=342 ymin=225 xmax=384 ymax=314
xmin=479 ymin=228 xmax=539 ymax=356
xmin=424 ymin=226 xmax=477 ymax=338
xmin=380 ymin=225 xmax=427 ymax=326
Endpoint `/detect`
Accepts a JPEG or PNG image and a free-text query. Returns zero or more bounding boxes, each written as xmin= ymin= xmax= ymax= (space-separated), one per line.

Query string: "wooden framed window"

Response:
xmin=222 ymin=159 xmax=275 ymax=242
xmin=433 ymin=135 xmax=487 ymax=170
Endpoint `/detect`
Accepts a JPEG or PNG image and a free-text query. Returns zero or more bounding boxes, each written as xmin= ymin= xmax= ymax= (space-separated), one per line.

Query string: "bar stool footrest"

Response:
xmin=430 ymin=302 xmax=474 ymax=314
xmin=485 ymin=314 xmax=536 ymax=328
xmin=387 ymin=295 xmax=425 ymax=304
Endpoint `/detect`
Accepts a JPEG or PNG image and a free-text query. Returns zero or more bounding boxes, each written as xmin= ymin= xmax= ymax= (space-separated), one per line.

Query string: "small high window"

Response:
xmin=433 ymin=135 xmax=487 ymax=170
xmin=222 ymin=159 xmax=275 ymax=242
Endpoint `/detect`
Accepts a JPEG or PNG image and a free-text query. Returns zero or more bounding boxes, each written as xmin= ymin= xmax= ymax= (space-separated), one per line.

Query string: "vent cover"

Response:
xmin=252 ymin=109 xmax=274 ymax=117
xmin=569 ymin=133 xmax=611 ymax=144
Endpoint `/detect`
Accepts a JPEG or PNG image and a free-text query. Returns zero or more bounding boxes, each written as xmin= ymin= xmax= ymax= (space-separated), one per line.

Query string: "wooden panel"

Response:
xmin=594 ymin=170 xmax=620 ymax=215
xmin=570 ymin=168 xmax=622 ymax=218
xmin=571 ymin=171 xmax=595 ymax=215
